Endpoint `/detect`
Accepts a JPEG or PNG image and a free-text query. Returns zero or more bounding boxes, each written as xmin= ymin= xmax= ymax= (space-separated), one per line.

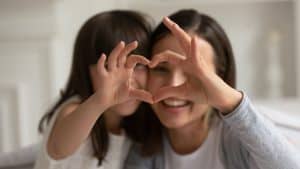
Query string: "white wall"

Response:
xmin=0 ymin=0 xmax=56 ymax=151
xmin=296 ymin=0 xmax=300 ymax=96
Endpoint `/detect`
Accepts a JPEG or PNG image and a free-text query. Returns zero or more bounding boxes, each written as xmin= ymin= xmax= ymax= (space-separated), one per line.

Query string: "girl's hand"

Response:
xmin=94 ymin=41 xmax=153 ymax=108
xmin=149 ymin=17 xmax=242 ymax=113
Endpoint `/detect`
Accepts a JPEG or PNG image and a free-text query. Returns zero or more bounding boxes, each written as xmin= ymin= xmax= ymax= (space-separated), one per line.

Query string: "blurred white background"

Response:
xmin=0 ymin=0 xmax=299 ymax=152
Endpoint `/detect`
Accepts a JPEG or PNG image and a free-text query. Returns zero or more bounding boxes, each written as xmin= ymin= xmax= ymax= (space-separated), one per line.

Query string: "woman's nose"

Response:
xmin=168 ymin=70 xmax=187 ymax=86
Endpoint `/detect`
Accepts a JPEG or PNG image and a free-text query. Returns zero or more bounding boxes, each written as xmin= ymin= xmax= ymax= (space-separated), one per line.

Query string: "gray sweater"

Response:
xmin=123 ymin=93 xmax=300 ymax=169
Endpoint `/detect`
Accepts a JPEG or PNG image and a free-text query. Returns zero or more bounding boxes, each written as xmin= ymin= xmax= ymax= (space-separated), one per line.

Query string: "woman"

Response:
xmin=123 ymin=9 xmax=300 ymax=169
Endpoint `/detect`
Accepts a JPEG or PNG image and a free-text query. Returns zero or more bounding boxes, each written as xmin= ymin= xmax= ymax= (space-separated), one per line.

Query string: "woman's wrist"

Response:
xmin=218 ymin=89 xmax=243 ymax=115
xmin=89 ymin=92 xmax=112 ymax=111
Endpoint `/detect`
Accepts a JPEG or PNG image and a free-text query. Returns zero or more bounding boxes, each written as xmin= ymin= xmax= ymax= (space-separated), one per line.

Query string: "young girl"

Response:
xmin=123 ymin=9 xmax=300 ymax=169
xmin=34 ymin=10 xmax=153 ymax=169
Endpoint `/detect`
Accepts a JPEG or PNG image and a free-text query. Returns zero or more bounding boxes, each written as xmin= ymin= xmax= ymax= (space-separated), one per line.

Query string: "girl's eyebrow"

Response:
xmin=156 ymin=61 xmax=169 ymax=66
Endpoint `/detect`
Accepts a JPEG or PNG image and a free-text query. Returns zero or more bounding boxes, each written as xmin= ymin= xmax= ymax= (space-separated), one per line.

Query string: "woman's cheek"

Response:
xmin=148 ymin=73 xmax=166 ymax=94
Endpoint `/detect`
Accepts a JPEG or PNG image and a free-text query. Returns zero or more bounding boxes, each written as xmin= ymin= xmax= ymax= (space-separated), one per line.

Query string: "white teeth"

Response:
xmin=163 ymin=98 xmax=188 ymax=107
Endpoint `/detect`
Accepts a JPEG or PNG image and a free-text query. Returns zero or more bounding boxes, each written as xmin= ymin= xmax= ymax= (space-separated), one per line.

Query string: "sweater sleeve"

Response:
xmin=219 ymin=92 xmax=300 ymax=169
xmin=123 ymin=143 xmax=154 ymax=169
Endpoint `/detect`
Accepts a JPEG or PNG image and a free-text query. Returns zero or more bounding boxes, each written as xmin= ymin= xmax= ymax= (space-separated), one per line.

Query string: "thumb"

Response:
xmin=129 ymin=88 xmax=154 ymax=104
xmin=153 ymin=83 xmax=188 ymax=103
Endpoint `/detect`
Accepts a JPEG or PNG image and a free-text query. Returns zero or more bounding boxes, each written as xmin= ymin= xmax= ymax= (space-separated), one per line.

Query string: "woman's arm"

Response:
xmin=220 ymin=92 xmax=300 ymax=169
xmin=153 ymin=17 xmax=300 ymax=169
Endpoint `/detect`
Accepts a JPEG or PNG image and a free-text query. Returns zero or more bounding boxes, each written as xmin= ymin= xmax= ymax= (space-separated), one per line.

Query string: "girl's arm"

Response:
xmin=46 ymin=94 xmax=108 ymax=160
xmin=47 ymin=41 xmax=152 ymax=160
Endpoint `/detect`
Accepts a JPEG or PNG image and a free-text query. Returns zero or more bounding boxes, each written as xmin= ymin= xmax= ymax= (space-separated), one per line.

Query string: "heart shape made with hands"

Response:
xmin=98 ymin=16 xmax=212 ymax=106
xmin=106 ymin=16 xmax=241 ymax=112
xmin=132 ymin=49 xmax=208 ymax=105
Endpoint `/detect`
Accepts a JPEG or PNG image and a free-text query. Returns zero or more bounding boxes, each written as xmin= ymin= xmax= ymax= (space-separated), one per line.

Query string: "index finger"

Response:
xmin=149 ymin=50 xmax=186 ymax=68
xmin=163 ymin=17 xmax=191 ymax=53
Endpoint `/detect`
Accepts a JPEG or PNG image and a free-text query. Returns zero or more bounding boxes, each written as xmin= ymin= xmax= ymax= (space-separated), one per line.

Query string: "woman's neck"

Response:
xmin=167 ymin=119 xmax=209 ymax=154
xmin=104 ymin=111 xmax=123 ymax=135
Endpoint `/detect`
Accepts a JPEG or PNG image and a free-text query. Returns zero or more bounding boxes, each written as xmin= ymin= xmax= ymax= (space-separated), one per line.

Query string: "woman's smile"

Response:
xmin=159 ymin=98 xmax=192 ymax=114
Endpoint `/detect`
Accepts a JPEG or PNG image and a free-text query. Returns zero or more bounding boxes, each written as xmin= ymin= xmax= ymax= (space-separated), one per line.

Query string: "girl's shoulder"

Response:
xmin=55 ymin=97 xmax=81 ymax=125
xmin=45 ymin=95 xmax=82 ymax=131
xmin=34 ymin=96 xmax=96 ymax=169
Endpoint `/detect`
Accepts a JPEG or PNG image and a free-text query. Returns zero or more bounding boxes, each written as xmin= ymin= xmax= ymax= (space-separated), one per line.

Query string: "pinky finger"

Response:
xmin=97 ymin=53 xmax=108 ymax=74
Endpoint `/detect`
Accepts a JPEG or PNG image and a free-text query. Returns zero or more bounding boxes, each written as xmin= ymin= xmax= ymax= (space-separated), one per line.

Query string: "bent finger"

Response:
xmin=125 ymin=55 xmax=150 ymax=69
xmin=149 ymin=50 xmax=186 ymax=68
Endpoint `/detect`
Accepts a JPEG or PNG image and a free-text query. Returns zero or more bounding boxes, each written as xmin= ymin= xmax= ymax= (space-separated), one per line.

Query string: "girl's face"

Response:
xmin=149 ymin=34 xmax=215 ymax=129
xmin=110 ymin=64 xmax=148 ymax=116
xmin=90 ymin=61 xmax=148 ymax=116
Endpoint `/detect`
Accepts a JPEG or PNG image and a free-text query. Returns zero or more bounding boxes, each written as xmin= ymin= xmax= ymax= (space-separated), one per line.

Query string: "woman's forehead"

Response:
xmin=152 ymin=34 xmax=214 ymax=59
xmin=152 ymin=35 xmax=185 ymax=56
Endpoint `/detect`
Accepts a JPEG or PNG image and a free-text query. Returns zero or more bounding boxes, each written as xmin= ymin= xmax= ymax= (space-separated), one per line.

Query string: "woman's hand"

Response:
xmin=94 ymin=41 xmax=153 ymax=108
xmin=150 ymin=17 xmax=242 ymax=113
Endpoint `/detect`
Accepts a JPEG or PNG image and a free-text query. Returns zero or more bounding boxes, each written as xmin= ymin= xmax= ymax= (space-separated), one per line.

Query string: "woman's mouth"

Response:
xmin=160 ymin=98 xmax=192 ymax=113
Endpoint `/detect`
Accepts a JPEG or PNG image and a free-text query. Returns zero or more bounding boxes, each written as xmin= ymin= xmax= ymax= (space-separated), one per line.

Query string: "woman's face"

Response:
xmin=90 ymin=60 xmax=148 ymax=116
xmin=149 ymin=34 xmax=215 ymax=129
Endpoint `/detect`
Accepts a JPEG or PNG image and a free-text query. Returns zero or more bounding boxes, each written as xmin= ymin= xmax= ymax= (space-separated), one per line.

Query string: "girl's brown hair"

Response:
xmin=38 ymin=10 xmax=152 ymax=165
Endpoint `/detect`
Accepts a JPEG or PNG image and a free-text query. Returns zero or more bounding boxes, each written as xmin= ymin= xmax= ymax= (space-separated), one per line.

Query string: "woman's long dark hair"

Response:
xmin=137 ymin=9 xmax=237 ymax=156
xmin=38 ymin=10 xmax=152 ymax=165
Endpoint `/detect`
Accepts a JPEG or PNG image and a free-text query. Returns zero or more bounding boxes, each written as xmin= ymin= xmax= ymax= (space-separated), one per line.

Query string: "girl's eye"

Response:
xmin=151 ymin=65 xmax=169 ymax=73
xmin=134 ymin=63 xmax=147 ymax=71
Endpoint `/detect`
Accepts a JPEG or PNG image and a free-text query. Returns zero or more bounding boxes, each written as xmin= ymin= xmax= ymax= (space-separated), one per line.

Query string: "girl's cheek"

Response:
xmin=133 ymin=68 xmax=148 ymax=88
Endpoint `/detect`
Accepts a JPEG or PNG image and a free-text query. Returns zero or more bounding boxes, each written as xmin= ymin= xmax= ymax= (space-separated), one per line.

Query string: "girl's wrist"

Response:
xmin=90 ymin=92 xmax=112 ymax=111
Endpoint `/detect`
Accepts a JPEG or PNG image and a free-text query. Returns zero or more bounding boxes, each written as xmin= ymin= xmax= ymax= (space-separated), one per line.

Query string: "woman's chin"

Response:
xmin=161 ymin=118 xmax=188 ymax=129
